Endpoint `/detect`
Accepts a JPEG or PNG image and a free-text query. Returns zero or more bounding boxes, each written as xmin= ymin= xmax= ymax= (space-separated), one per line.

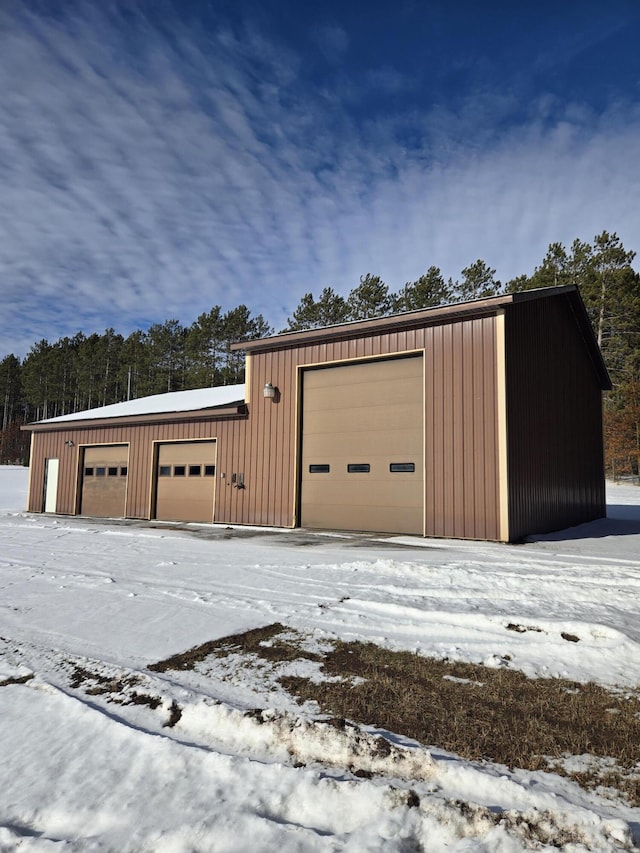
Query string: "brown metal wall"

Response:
xmin=424 ymin=316 xmax=501 ymax=539
xmin=242 ymin=315 xmax=501 ymax=538
xmin=27 ymin=315 xmax=502 ymax=538
xmin=505 ymin=294 xmax=606 ymax=540
xmin=26 ymin=416 xmax=249 ymax=521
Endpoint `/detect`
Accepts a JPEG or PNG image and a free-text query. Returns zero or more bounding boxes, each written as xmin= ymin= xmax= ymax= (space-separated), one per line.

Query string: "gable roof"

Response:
xmin=26 ymin=384 xmax=246 ymax=430
xmin=232 ymin=285 xmax=611 ymax=390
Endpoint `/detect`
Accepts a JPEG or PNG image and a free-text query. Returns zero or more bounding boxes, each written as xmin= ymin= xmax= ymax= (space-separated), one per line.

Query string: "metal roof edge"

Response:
xmin=232 ymin=283 xmax=611 ymax=391
xmin=564 ymin=290 xmax=612 ymax=391
xmin=22 ymin=402 xmax=248 ymax=432
xmin=232 ymin=292 xmax=519 ymax=352
xmin=511 ymin=285 xmax=611 ymax=390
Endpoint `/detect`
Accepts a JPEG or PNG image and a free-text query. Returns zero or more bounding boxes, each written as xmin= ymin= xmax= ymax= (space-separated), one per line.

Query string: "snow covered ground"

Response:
xmin=1 ymin=464 xmax=640 ymax=851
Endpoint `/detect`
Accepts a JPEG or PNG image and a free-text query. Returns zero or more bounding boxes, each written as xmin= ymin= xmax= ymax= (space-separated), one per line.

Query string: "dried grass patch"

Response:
xmin=150 ymin=624 xmax=640 ymax=803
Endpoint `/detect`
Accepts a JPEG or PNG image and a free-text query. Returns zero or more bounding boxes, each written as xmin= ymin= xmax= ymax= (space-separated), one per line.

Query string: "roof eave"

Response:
xmin=231 ymin=284 xmax=611 ymax=391
xmin=22 ymin=403 xmax=248 ymax=432
xmin=232 ymin=292 xmax=521 ymax=353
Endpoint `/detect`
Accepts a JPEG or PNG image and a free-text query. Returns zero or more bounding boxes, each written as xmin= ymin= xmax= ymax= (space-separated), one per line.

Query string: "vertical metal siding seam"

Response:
xmin=495 ymin=311 xmax=510 ymax=542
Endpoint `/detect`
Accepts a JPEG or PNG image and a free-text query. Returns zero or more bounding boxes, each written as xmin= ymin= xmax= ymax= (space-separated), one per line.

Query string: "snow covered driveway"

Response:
xmin=1 ymin=466 xmax=640 ymax=851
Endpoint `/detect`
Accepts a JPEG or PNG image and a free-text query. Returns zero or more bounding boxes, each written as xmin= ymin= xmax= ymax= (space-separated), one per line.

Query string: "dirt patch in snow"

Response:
xmin=67 ymin=662 xmax=177 ymax=722
xmin=0 ymin=673 xmax=34 ymax=687
xmin=148 ymin=622 xmax=321 ymax=671
xmin=150 ymin=623 xmax=640 ymax=806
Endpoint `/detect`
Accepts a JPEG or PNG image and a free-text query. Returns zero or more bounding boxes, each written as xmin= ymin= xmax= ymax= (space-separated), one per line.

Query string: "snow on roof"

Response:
xmin=37 ymin=384 xmax=246 ymax=423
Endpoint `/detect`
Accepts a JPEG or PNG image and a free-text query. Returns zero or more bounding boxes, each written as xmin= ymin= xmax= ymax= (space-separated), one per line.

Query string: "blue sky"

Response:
xmin=2 ymin=0 xmax=639 ymax=358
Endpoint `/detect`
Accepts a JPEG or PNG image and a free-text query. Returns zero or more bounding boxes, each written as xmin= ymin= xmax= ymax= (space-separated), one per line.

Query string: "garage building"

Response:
xmin=24 ymin=285 xmax=611 ymax=542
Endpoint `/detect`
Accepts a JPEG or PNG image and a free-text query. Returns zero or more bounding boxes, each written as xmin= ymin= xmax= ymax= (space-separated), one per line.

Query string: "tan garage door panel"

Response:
xmin=301 ymin=357 xmax=424 ymax=535
xmin=155 ymin=441 xmax=217 ymax=523
xmin=81 ymin=445 xmax=129 ymax=518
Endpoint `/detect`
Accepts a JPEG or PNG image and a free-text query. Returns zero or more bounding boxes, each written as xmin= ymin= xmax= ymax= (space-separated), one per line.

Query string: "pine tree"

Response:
xmin=187 ymin=307 xmax=225 ymax=387
xmin=22 ymin=340 xmax=54 ymax=421
xmin=148 ymin=320 xmax=187 ymax=394
xmin=220 ymin=306 xmax=272 ymax=384
xmin=529 ymin=242 xmax=571 ymax=290
xmin=346 ymin=274 xmax=392 ymax=320
xmin=0 ymin=354 xmax=23 ymax=430
xmin=455 ymin=260 xmax=502 ymax=302
xmin=394 ymin=266 xmax=452 ymax=311
xmin=286 ymin=288 xmax=349 ymax=331
xmin=117 ymin=330 xmax=150 ymax=401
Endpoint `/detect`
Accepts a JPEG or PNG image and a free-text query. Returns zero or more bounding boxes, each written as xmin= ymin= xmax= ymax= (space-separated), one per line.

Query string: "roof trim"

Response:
xmin=231 ymin=285 xmax=611 ymax=391
xmin=22 ymin=403 xmax=248 ymax=432
xmin=232 ymin=291 xmax=519 ymax=352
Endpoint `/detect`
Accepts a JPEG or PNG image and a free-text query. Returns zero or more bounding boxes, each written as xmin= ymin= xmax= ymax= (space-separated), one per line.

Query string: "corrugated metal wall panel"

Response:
xmin=27 ymin=417 xmax=251 ymax=521
xmin=462 ymin=320 xmax=476 ymax=537
xmin=505 ymin=295 xmax=606 ymax=540
xmin=27 ymin=314 xmax=503 ymax=538
xmin=421 ymin=317 xmax=500 ymax=540
xmin=483 ymin=317 xmax=499 ymax=540
xmin=239 ymin=316 xmax=500 ymax=537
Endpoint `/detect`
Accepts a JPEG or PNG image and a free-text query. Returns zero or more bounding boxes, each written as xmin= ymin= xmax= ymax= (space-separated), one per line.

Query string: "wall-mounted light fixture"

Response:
xmin=263 ymin=382 xmax=276 ymax=399
xmin=65 ymin=439 xmax=75 ymax=447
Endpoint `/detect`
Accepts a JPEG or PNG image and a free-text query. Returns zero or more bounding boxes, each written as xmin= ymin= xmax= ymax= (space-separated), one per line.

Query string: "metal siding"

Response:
xmin=505 ymin=295 xmax=606 ymax=540
xmin=482 ymin=317 xmax=499 ymax=540
xmin=27 ymin=314 xmax=503 ymax=538
xmin=462 ymin=321 xmax=476 ymax=537
xmin=27 ymin=417 xmax=250 ymax=521
xmin=472 ymin=321 xmax=486 ymax=536
xmin=430 ymin=325 xmax=445 ymax=536
xmin=210 ymin=316 xmax=496 ymax=539
xmin=421 ymin=317 xmax=500 ymax=540
xmin=452 ymin=322 xmax=465 ymax=534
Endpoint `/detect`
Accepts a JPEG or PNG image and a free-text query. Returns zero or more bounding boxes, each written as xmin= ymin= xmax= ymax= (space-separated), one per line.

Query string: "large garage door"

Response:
xmin=81 ymin=445 xmax=129 ymax=518
xmin=154 ymin=441 xmax=217 ymax=523
xmin=301 ymin=356 xmax=424 ymax=534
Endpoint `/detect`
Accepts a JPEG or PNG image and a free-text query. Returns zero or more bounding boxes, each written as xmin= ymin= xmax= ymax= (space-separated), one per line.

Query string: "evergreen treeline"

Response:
xmin=2 ymin=231 xmax=639 ymax=479
xmin=0 ymin=305 xmax=271 ymax=463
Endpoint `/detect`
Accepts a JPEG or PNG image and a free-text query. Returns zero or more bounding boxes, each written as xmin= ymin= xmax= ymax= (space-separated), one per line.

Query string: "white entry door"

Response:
xmin=43 ymin=458 xmax=59 ymax=513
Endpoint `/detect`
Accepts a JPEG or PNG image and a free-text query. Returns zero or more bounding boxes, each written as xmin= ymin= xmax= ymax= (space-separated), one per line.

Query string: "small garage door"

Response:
xmin=301 ymin=356 xmax=424 ymax=534
xmin=81 ymin=445 xmax=129 ymax=518
xmin=154 ymin=441 xmax=217 ymax=523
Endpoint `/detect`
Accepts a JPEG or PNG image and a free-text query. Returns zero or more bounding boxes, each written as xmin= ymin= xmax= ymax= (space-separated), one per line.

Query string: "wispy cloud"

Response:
xmin=1 ymin=3 xmax=638 ymax=358
xmin=312 ymin=23 xmax=349 ymax=65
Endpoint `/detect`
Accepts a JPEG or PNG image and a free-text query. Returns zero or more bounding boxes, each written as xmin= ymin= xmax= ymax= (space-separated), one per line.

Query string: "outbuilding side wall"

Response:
xmin=27 ymin=314 xmax=501 ymax=537
xmin=505 ymin=294 xmax=607 ymax=540
xmin=242 ymin=314 xmax=501 ymax=539
xmin=26 ymin=416 xmax=249 ymax=520
xmin=24 ymin=286 xmax=610 ymax=541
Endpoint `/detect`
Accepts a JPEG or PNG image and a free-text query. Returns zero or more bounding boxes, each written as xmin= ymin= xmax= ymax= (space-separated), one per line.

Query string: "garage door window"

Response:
xmin=204 ymin=465 xmax=216 ymax=476
xmin=159 ymin=465 xmax=171 ymax=477
xmin=390 ymin=463 xmax=416 ymax=473
xmin=189 ymin=465 xmax=201 ymax=476
xmin=347 ymin=463 xmax=370 ymax=473
xmin=309 ymin=464 xmax=330 ymax=473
